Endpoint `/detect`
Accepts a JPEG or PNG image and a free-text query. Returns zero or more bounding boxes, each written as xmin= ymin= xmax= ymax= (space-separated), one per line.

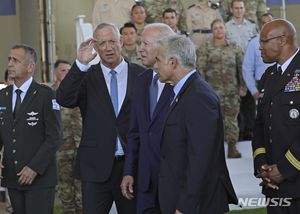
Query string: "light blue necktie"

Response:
xmin=149 ymin=74 xmax=159 ymax=119
xmin=110 ymin=70 xmax=118 ymax=116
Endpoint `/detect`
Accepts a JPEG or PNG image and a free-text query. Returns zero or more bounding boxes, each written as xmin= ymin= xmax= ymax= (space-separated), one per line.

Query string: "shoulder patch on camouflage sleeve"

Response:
xmin=188 ymin=4 xmax=195 ymax=9
xmin=211 ymin=3 xmax=219 ymax=10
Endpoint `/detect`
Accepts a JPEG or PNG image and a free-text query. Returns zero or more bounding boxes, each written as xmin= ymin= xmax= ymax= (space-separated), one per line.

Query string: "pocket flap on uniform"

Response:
xmin=280 ymin=94 xmax=300 ymax=105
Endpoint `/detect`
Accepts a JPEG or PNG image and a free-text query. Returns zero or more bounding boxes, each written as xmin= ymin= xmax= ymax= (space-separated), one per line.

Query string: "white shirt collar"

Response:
xmin=277 ymin=48 xmax=299 ymax=73
xmin=101 ymin=58 xmax=126 ymax=76
xmin=13 ymin=76 xmax=33 ymax=94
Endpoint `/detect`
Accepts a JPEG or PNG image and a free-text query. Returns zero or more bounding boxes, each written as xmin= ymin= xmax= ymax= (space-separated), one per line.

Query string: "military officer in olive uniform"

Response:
xmin=186 ymin=0 xmax=222 ymax=49
xmin=0 ymin=44 xmax=63 ymax=213
xmin=253 ymin=19 xmax=300 ymax=213
xmin=142 ymin=0 xmax=187 ymax=31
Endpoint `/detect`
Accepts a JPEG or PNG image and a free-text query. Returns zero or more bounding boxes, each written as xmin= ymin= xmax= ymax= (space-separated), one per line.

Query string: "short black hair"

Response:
xmin=259 ymin=13 xmax=275 ymax=22
xmin=54 ymin=59 xmax=71 ymax=70
xmin=4 ymin=69 xmax=8 ymax=82
xmin=231 ymin=0 xmax=244 ymax=8
xmin=163 ymin=8 xmax=177 ymax=18
xmin=120 ymin=23 xmax=137 ymax=35
xmin=131 ymin=3 xmax=145 ymax=14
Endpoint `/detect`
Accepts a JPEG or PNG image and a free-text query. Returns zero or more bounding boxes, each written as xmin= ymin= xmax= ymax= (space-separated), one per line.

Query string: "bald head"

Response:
xmin=259 ymin=19 xmax=298 ymax=65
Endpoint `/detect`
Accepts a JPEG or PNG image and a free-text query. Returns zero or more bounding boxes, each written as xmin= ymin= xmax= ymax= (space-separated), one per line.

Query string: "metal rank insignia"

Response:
xmin=289 ymin=108 xmax=299 ymax=119
xmin=284 ymin=76 xmax=300 ymax=92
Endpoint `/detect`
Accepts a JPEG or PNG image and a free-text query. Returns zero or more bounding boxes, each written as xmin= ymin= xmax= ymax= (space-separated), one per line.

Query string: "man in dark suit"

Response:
xmin=120 ymin=23 xmax=174 ymax=213
xmin=253 ymin=19 xmax=300 ymax=213
xmin=56 ymin=22 xmax=147 ymax=213
xmin=154 ymin=35 xmax=238 ymax=214
xmin=0 ymin=44 xmax=63 ymax=213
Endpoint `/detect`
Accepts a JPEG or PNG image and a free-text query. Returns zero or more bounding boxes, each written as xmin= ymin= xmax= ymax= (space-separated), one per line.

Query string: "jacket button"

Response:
xmin=269 ymin=139 xmax=272 ymax=143
xmin=270 ymin=114 xmax=272 ymax=118
xmin=149 ymin=132 xmax=153 ymax=136
xmin=13 ymin=139 xmax=16 ymax=143
xmin=271 ymin=102 xmax=273 ymax=105
xmin=12 ymin=129 xmax=15 ymax=132
xmin=290 ymin=101 xmax=294 ymax=104
xmin=14 ymin=161 xmax=18 ymax=164
xmin=269 ymin=126 xmax=272 ymax=130
xmin=13 ymin=150 xmax=16 ymax=153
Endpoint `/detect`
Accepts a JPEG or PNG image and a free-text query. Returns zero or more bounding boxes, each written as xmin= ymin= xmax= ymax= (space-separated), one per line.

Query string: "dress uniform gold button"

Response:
xmin=269 ymin=139 xmax=272 ymax=143
xmin=270 ymin=114 xmax=272 ymax=118
xmin=290 ymin=101 xmax=293 ymax=104
xmin=13 ymin=139 xmax=16 ymax=143
xmin=14 ymin=161 xmax=18 ymax=164
xmin=12 ymin=129 xmax=15 ymax=132
xmin=13 ymin=150 xmax=16 ymax=153
xmin=271 ymin=102 xmax=273 ymax=105
xmin=269 ymin=126 xmax=272 ymax=130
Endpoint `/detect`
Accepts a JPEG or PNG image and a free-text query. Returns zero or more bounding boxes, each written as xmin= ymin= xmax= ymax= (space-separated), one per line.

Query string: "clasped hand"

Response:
xmin=256 ymin=164 xmax=286 ymax=190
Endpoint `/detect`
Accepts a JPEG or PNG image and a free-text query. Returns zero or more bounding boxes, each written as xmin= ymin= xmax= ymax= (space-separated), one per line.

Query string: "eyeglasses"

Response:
xmin=259 ymin=35 xmax=285 ymax=47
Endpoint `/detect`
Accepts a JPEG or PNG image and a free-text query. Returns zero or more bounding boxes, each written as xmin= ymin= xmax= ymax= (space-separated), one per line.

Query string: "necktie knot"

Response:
xmin=110 ymin=70 xmax=117 ymax=76
xmin=16 ymin=89 xmax=22 ymax=96
xmin=153 ymin=74 xmax=159 ymax=84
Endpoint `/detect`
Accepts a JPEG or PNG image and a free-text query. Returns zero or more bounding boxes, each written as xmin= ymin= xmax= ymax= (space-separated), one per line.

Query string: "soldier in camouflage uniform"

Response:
xmin=52 ymin=59 xmax=83 ymax=214
xmin=219 ymin=0 xmax=267 ymax=32
xmin=130 ymin=3 xmax=147 ymax=44
xmin=196 ymin=19 xmax=247 ymax=158
xmin=141 ymin=0 xmax=187 ymax=31
xmin=120 ymin=23 xmax=143 ymax=65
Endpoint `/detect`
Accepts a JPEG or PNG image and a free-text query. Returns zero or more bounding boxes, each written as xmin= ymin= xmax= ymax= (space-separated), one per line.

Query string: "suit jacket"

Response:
xmin=253 ymin=51 xmax=300 ymax=198
xmin=123 ymin=69 xmax=173 ymax=192
xmin=0 ymin=80 xmax=63 ymax=190
xmin=159 ymin=72 xmax=238 ymax=214
xmin=56 ymin=60 xmax=146 ymax=182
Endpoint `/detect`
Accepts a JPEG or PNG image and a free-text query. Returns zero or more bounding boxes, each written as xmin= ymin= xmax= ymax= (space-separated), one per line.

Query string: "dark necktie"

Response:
xmin=276 ymin=66 xmax=282 ymax=83
xmin=170 ymin=91 xmax=175 ymax=106
xmin=149 ymin=74 xmax=159 ymax=119
xmin=13 ymin=89 xmax=22 ymax=120
xmin=110 ymin=70 xmax=118 ymax=116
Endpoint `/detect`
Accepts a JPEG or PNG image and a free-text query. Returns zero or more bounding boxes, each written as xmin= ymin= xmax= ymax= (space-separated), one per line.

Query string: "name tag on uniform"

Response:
xmin=259 ymin=93 xmax=264 ymax=98
xmin=192 ymin=13 xmax=199 ymax=17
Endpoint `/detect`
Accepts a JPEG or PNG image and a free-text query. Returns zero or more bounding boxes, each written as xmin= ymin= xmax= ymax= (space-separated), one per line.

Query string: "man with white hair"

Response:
xmin=154 ymin=35 xmax=238 ymax=213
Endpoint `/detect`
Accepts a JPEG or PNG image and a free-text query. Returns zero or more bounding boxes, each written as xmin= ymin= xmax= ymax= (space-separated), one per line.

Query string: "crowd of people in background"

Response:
xmin=2 ymin=0 xmax=300 ymax=213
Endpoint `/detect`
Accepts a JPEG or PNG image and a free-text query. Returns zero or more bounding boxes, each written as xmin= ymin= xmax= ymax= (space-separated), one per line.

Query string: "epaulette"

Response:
xmin=41 ymin=83 xmax=55 ymax=91
xmin=188 ymin=4 xmax=195 ymax=9
xmin=210 ymin=2 xmax=219 ymax=10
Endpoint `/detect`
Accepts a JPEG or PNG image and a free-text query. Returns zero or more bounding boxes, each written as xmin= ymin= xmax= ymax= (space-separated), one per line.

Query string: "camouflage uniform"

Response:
xmin=121 ymin=45 xmax=143 ymax=66
xmin=142 ymin=0 xmax=187 ymax=31
xmin=219 ymin=0 xmax=267 ymax=32
xmin=196 ymin=39 xmax=247 ymax=144
xmin=52 ymin=82 xmax=83 ymax=214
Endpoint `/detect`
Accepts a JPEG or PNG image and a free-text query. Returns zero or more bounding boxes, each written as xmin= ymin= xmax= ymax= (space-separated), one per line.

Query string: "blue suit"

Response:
xmin=123 ymin=69 xmax=173 ymax=213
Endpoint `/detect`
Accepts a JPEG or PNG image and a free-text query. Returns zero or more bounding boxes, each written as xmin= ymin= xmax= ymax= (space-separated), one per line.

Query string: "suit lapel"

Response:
xmin=161 ymin=72 xmax=199 ymax=138
xmin=151 ymin=83 xmax=173 ymax=124
xmin=119 ymin=61 xmax=138 ymax=116
xmin=14 ymin=80 xmax=39 ymax=124
xmin=5 ymin=86 xmax=13 ymax=124
xmin=271 ymin=52 xmax=300 ymax=97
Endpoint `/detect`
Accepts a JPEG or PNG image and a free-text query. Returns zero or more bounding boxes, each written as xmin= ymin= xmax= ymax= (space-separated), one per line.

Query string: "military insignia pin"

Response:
xmin=289 ymin=108 xmax=299 ymax=119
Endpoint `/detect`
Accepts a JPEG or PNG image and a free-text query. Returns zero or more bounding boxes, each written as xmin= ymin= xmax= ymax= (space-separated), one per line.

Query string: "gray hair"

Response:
xmin=143 ymin=23 xmax=175 ymax=40
xmin=93 ymin=22 xmax=121 ymax=40
xmin=11 ymin=44 xmax=37 ymax=68
xmin=157 ymin=35 xmax=196 ymax=71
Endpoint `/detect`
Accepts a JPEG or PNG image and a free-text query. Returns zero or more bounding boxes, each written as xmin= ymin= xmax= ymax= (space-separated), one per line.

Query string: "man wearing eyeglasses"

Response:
xmin=253 ymin=19 xmax=300 ymax=213
xmin=56 ymin=22 xmax=147 ymax=213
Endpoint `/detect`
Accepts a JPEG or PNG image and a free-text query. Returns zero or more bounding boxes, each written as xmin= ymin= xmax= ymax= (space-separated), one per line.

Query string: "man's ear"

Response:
xmin=169 ymin=57 xmax=177 ymax=69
